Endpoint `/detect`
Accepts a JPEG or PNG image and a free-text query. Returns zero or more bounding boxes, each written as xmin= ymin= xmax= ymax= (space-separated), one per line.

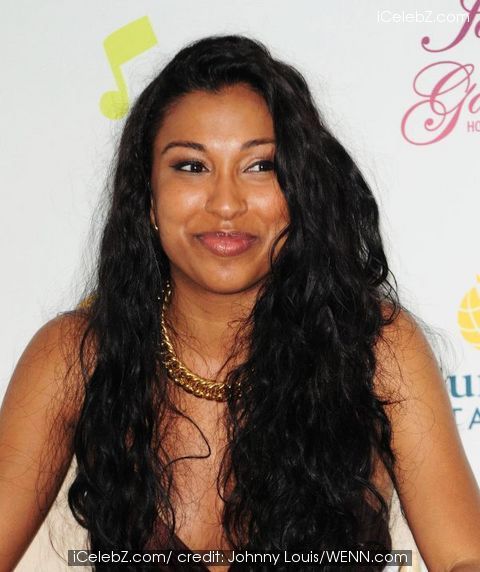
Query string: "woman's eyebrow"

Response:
xmin=160 ymin=138 xmax=275 ymax=156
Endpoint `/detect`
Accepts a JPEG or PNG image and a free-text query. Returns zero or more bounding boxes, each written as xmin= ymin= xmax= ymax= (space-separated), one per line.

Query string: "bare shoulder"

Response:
xmin=373 ymin=305 xmax=430 ymax=395
xmin=3 ymin=311 xmax=93 ymax=424
xmin=372 ymin=304 xmax=455 ymax=468
xmin=373 ymin=305 xmax=480 ymax=569
xmin=0 ymin=311 xmax=94 ymax=570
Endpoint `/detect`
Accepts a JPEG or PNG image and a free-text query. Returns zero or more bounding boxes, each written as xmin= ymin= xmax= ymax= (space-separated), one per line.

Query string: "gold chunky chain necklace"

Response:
xmin=159 ymin=280 xmax=243 ymax=401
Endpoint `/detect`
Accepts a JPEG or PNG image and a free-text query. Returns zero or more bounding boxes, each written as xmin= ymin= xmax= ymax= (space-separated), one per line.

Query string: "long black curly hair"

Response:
xmin=66 ymin=34 xmax=405 ymax=571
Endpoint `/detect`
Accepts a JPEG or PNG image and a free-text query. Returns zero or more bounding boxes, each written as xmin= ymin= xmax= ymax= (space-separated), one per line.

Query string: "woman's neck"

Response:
xmin=163 ymin=275 xmax=259 ymax=379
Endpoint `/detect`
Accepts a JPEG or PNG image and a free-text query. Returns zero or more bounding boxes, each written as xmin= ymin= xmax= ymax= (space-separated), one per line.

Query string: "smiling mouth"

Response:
xmin=197 ymin=231 xmax=256 ymax=237
xmin=195 ymin=232 xmax=258 ymax=257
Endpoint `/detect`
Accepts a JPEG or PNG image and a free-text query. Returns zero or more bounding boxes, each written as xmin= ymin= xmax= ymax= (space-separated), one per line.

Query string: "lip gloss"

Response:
xmin=196 ymin=233 xmax=258 ymax=257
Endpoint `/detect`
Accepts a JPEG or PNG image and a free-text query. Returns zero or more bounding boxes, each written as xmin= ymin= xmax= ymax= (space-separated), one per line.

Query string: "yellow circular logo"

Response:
xmin=458 ymin=275 xmax=480 ymax=350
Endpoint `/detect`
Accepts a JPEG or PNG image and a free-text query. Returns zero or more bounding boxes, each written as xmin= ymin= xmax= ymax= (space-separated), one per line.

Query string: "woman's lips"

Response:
xmin=195 ymin=232 xmax=258 ymax=257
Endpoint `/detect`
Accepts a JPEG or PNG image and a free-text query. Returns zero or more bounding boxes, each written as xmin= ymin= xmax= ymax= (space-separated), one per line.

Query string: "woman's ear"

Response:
xmin=150 ymin=194 xmax=158 ymax=230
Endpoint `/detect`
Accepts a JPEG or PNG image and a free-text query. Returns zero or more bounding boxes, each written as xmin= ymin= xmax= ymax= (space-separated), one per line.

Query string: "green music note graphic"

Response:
xmin=100 ymin=16 xmax=158 ymax=120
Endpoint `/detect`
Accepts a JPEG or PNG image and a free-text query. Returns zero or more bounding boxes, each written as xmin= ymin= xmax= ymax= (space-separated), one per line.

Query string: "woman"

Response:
xmin=1 ymin=35 xmax=479 ymax=571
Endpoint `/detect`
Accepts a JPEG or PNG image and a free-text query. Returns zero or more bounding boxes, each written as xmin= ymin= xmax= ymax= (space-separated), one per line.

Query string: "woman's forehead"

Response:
xmin=154 ymin=85 xmax=274 ymax=147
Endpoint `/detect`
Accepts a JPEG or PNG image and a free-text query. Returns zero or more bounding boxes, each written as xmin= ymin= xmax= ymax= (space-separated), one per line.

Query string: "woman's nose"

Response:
xmin=204 ymin=170 xmax=247 ymax=219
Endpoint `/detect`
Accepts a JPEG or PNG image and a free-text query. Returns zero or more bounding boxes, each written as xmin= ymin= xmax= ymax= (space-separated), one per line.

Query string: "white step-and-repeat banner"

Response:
xmin=1 ymin=1 xmax=478 ymax=569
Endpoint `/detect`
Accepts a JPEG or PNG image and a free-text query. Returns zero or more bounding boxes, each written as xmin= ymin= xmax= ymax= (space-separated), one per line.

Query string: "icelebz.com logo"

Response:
xmin=68 ymin=548 xmax=412 ymax=567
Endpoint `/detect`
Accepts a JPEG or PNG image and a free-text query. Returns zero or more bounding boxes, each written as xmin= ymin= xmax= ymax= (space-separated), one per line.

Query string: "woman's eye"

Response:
xmin=246 ymin=160 xmax=275 ymax=173
xmin=170 ymin=159 xmax=274 ymax=173
xmin=172 ymin=161 xmax=207 ymax=173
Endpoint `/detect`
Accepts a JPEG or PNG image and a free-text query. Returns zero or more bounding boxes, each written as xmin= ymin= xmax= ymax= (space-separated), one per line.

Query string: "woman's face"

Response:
xmin=150 ymin=83 xmax=289 ymax=296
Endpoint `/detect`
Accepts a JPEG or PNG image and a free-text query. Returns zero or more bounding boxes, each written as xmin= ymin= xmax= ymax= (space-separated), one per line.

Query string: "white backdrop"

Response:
xmin=1 ymin=0 xmax=479 ymax=568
